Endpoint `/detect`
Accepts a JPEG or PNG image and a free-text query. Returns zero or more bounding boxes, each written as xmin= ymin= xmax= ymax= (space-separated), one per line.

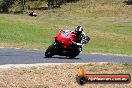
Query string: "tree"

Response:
xmin=47 ymin=0 xmax=67 ymax=9
xmin=0 ymin=0 xmax=15 ymax=12
xmin=20 ymin=0 xmax=26 ymax=12
xmin=0 ymin=0 xmax=80 ymax=13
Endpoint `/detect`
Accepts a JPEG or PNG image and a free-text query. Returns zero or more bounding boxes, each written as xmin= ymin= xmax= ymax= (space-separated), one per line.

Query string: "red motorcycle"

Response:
xmin=45 ymin=30 xmax=82 ymax=58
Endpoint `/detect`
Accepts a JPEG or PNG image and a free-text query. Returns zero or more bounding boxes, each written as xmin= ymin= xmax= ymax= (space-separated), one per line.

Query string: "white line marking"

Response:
xmin=0 ymin=63 xmax=108 ymax=69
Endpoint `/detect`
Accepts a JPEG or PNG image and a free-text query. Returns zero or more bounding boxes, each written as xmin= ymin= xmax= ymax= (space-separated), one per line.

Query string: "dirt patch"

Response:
xmin=0 ymin=63 xmax=131 ymax=88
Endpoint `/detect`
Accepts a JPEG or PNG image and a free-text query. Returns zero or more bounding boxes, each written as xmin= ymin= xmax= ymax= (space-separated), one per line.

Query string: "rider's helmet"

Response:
xmin=75 ymin=26 xmax=83 ymax=35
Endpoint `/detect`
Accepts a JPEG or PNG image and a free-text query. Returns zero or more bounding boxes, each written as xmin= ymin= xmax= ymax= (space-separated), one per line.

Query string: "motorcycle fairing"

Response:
xmin=55 ymin=30 xmax=77 ymax=48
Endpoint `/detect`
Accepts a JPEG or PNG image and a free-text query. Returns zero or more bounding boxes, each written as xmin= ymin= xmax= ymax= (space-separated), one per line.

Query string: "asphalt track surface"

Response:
xmin=0 ymin=48 xmax=132 ymax=65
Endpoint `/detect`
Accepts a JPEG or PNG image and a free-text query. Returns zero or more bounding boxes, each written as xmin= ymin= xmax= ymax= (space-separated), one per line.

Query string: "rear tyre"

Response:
xmin=45 ymin=45 xmax=54 ymax=58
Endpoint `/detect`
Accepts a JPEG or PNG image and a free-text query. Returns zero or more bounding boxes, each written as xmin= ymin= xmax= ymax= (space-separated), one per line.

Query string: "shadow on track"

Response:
xmin=44 ymin=56 xmax=80 ymax=59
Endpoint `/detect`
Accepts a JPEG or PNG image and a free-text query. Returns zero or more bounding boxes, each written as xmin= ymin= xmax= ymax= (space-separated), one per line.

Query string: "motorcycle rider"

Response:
xmin=72 ymin=26 xmax=90 ymax=51
xmin=74 ymin=26 xmax=90 ymax=46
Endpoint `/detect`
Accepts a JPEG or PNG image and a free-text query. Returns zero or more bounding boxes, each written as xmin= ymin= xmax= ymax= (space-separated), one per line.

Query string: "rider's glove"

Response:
xmin=76 ymin=43 xmax=82 ymax=46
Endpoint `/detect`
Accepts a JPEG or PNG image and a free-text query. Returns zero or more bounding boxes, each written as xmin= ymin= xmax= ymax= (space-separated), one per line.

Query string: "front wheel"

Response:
xmin=68 ymin=52 xmax=80 ymax=59
xmin=67 ymin=44 xmax=81 ymax=59
xmin=45 ymin=45 xmax=54 ymax=58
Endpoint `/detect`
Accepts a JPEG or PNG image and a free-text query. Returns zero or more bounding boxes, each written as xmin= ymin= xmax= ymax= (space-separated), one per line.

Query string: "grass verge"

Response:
xmin=0 ymin=14 xmax=132 ymax=55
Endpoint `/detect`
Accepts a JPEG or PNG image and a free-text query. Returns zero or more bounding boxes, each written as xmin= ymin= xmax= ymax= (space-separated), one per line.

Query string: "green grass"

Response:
xmin=0 ymin=0 xmax=132 ymax=55
xmin=0 ymin=15 xmax=58 ymax=49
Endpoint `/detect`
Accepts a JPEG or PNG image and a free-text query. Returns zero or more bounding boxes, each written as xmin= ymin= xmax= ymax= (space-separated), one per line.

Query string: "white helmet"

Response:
xmin=75 ymin=26 xmax=83 ymax=35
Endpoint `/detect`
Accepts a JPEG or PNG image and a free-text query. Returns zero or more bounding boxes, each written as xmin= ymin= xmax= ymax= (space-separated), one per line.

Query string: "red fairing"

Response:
xmin=55 ymin=30 xmax=77 ymax=48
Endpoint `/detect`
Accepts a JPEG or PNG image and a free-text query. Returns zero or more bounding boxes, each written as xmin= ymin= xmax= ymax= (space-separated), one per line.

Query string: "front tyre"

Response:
xmin=68 ymin=52 xmax=80 ymax=59
xmin=45 ymin=45 xmax=54 ymax=58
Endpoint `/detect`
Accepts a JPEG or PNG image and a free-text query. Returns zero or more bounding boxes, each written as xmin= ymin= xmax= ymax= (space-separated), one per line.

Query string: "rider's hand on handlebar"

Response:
xmin=76 ymin=43 xmax=82 ymax=46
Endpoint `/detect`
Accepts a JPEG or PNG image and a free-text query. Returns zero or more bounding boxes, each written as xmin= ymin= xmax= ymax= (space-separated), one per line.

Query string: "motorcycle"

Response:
xmin=45 ymin=30 xmax=83 ymax=58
